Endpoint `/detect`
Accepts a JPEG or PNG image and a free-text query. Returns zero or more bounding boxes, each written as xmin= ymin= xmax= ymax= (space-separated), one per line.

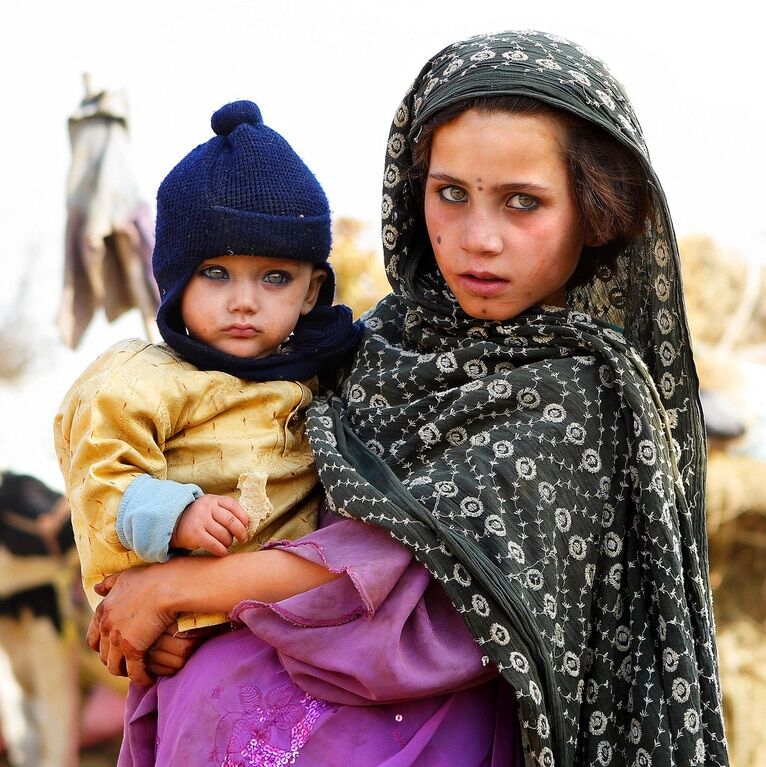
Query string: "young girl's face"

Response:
xmin=181 ymin=255 xmax=325 ymax=358
xmin=423 ymin=109 xmax=586 ymax=322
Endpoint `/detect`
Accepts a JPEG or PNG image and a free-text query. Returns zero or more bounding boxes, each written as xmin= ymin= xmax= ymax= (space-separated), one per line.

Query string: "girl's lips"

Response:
xmin=457 ymin=273 xmax=509 ymax=297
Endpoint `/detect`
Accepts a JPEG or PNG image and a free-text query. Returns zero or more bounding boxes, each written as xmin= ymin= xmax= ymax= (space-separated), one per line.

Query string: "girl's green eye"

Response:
xmin=263 ymin=271 xmax=290 ymax=286
xmin=439 ymin=186 xmax=467 ymax=203
xmin=509 ymin=193 xmax=538 ymax=210
xmin=200 ymin=265 xmax=228 ymax=280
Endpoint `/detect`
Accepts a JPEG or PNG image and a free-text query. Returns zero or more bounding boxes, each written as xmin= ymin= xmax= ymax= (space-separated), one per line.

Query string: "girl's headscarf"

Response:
xmin=308 ymin=31 xmax=727 ymax=765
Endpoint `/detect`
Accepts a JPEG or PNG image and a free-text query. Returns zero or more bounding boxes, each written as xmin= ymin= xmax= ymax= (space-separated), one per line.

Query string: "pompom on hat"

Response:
xmin=152 ymin=100 xmax=360 ymax=381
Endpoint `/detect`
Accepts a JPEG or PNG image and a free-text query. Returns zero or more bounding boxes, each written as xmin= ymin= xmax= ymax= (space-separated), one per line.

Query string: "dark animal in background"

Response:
xmin=0 ymin=470 xmax=78 ymax=767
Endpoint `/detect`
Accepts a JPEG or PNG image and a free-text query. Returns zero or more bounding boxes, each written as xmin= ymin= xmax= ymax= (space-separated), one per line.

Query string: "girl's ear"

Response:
xmin=300 ymin=267 xmax=328 ymax=315
xmin=583 ymin=224 xmax=607 ymax=249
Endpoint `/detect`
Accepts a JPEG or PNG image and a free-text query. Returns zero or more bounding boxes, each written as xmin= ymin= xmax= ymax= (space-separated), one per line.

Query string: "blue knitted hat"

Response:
xmin=154 ymin=100 xmax=334 ymax=315
xmin=152 ymin=100 xmax=361 ymax=381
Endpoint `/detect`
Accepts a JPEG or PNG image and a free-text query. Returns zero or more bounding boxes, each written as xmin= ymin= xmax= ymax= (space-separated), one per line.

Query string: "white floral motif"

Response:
xmin=581 ymin=449 xmax=602 ymax=473
xmin=348 ymin=384 xmax=366 ymax=403
xmin=507 ymin=540 xmax=525 ymax=564
xmin=629 ymin=718 xmax=642 ymax=744
xmin=460 ymin=497 xmax=484 ymax=517
xmin=517 ymin=387 xmax=540 ymax=408
xmin=470 ymin=431 xmax=491 ymax=447
xmin=543 ymin=403 xmax=566 ymax=422
xmin=555 ymin=507 xmax=572 ymax=532
xmin=654 ymin=240 xmax=670 ymax=267
xmin=489 ymin=623 xmax=511 ymax=645
xmin=569 ymin=535 xmax=588 ymax=559
xmin=566 ymin=422 xmax=586 ymax=444
xmin=446 ymin=427 xmax=468 ymax=445
xmin=492 ymin=440 xmax=514 ymax=458
xmin=596 ymin=89 xmax=615 ymax=109
xmin=472 ymin=593 xmax=490 ymax=616
xmin=537 ymin=714 xmax=550 ymax=738
xmin=383 ymin=163 xmax=400 ymax=189
xmin=563 ymin=651 xmax=580 ymax=676
xmin=635 ymin=748 xmax=652 ymax=767
xmin=418 ymin=423 xmax=441 ymax=446
xmin=656 ymin=308 xmax=675 ymax=335
xmin=386 ymin=132 xmax=406 ymax=159
xmin=464 ymin=359 xmax=488 ymax=378
xmin=484 ymin=514 xmax=507 ymax=536
xmin=443 ymin=58 xmax=464 ymax=77
xmin=597 ymin=741 xmax=613 ymax=765
xmin=369 ymin=394 xmax=388 ymax=408
xmin=589 ymin=710 xmax=608 ymax=735
xmin=539 ymin=747 xmax=554 ymax=767
xmin=615 ymin=625 xmax=631 ymax=652
xmin=671 ymin=677 xmax=691 ymax=703
xmin=660 ymin=372 xmax=676 ymax=399
xmin=452 ymin=563 xmax=471 ymax=586
xmin=608 ymin=563 xmax=622 ymax=589
xmin=538 ymin=481 xmax=556 ymax=503
xmin=536 ymin=58 xmax=562 ymax=70
xmin=663 ymin=648 xmax=680 ymax=672
xmin=435 ymin=480 xmax=458 ymax=497
xmin=436 ymin=352 xmax=458 ymax=373
xmin=543 ymin=593 xmax=557 ymax=618
xmin=525 ymin=569 xmax=544 ymax=590
xmin=529 ymin=680 xmax=542 ymax=704
xmin=382 ymin=225 xmax=397 ymax=251
xmin=516 ymin=456 xmax=537 ymax=480
xmin=470 ymin=49 xmax=496 ymax=61
xmin=659 ymin=341 xmax=676 ymax=366
xmin=381 ymin=194 xmax=393 ymax=220
xmin=603 ymin=532 xmax=623 ymax=557
xmin=684 ymin=708 xmax=700 ymax=733
xmin=637 ymin=440 xmax=657 ymax=465
xmin=487 ymin=378 xmax=513 ymax=399
xmin=655 ymin=273 xmax=671 ymax=302
xmin=502 ymin=49 xmax=528 ymax=61
xmin=509 ymin=651 xmax=530 ymax=673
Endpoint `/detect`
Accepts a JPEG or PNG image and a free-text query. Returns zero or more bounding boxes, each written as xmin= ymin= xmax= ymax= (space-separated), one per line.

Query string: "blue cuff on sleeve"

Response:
xmin=117 ymin=475 xmax=203 ymax=562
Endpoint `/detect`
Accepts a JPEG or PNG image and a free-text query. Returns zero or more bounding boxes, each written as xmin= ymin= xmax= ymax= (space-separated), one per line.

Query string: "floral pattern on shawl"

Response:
xmin=307 ymin=31 xmax=727 ymax=767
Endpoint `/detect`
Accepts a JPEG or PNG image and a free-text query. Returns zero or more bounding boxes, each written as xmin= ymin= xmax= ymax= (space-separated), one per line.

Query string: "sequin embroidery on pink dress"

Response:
xmin=208 ymin=680 xmax=331 ymax=766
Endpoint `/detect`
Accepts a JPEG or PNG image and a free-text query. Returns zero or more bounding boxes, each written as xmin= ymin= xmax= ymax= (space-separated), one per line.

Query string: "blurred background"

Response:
xmin=0 ymin=1 xmax=764 ymax=765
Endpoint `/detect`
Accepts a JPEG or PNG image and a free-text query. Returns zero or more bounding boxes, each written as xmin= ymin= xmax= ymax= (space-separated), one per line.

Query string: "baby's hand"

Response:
xmin=171 ymin=495 xmax=249 ymax=556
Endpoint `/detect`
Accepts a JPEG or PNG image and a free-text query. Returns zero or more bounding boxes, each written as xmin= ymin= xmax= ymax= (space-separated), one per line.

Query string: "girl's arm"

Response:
xmin=87 ymin=549 xmax=340 ymax=685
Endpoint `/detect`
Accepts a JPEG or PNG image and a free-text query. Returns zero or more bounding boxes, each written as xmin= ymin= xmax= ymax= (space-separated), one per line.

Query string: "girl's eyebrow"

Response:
xmin=427 ymin=171 xmax=549 ymax=193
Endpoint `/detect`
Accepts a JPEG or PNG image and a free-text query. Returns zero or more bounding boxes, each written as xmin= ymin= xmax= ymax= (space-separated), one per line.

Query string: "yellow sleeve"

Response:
xmin=54 ymin=342 xmax=174 ymax=605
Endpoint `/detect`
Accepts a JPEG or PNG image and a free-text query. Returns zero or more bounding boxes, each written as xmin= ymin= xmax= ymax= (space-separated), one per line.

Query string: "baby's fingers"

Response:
xmin=213 ymin=502 xmax=250 ymax=543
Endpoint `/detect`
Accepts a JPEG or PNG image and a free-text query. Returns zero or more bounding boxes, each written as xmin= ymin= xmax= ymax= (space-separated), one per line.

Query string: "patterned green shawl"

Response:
xmin=307 ymin=31 xmax=728 ymax=766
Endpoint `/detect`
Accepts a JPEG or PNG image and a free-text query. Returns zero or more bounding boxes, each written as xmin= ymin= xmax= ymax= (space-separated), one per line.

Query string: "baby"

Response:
xmin=55 ymin=100 xmax=360 ymax=633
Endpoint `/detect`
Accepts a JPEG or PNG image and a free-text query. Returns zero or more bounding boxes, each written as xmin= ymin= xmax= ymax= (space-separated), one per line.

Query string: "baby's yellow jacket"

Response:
xmin=54 ymin=339 xmax=319 ymax=633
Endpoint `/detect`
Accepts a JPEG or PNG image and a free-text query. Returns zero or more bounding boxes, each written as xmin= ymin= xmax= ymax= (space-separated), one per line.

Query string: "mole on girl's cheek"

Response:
xmin=436 ymin=236 xmax=442 ymax=244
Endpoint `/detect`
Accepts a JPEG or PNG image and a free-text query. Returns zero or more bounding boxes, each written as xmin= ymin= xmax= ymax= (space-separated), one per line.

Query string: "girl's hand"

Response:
xmin=171 ymin=495 xmax=249 ymax=556
xmin=87 ymin=568 xmax=177 ymax=686
xmin=146 ymin=622 xmax=203 ymax=677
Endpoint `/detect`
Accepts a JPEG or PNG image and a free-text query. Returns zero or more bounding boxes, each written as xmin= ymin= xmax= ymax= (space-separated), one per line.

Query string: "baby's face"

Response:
xmin=181 ymin=255 xmax=325 ymax=359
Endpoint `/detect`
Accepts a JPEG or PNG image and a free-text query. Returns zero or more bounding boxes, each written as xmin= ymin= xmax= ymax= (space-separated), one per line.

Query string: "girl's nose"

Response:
xmin=462 ymin=210 xmax=503 ymax=255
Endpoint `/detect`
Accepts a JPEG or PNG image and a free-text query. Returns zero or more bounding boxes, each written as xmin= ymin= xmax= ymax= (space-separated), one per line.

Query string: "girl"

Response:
xmin=90 ymin=31 xmax=728 ymax=766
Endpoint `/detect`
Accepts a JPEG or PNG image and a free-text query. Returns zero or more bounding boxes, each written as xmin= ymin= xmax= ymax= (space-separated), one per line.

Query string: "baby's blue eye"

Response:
xmin=439 ymin=186 xmax=468 ymax=203
xmin=200 ymin=265 xmax=229 ymax=280
xmin=263 ymin=271 xmax=290 ymax=285
xmin=508 ymin=193 xmax=538 ymax=210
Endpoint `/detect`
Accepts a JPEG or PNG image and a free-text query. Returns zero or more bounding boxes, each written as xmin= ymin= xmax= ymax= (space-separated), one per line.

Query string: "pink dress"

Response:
xmin=118 ymin=513 xmax=523 ymax=766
